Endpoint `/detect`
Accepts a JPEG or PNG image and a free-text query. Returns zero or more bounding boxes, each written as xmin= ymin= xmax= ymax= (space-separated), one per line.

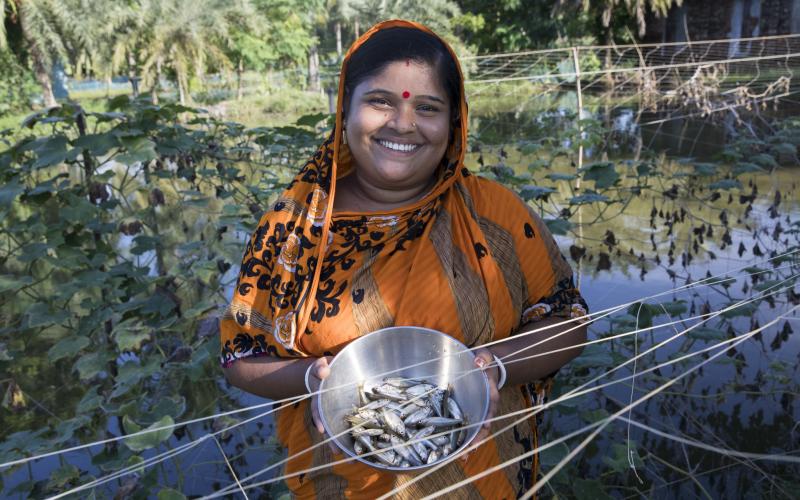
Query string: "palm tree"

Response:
xmin=1 ymin=0 xmax=75 ymax=107
xmin=137 ymin=0 xmax=253 ymax=105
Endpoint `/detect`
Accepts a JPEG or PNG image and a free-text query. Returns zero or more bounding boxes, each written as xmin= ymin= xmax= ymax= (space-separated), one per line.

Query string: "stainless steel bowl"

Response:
xmin=317 ymin=326 xmax=490 ymax=471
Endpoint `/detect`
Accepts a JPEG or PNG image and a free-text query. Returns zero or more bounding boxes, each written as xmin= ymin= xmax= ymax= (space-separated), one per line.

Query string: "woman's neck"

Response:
xmin=334 ymin=173 xmax=436 ymax=213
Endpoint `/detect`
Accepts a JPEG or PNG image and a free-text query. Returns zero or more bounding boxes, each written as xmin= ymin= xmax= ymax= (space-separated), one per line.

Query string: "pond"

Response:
xmin=1 ymin=92 xmax=798 ymax=498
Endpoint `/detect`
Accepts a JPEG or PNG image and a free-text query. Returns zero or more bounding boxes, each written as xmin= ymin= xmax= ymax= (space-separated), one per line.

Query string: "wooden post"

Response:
xmin=572 ymin=46 xmax=584 ymax=289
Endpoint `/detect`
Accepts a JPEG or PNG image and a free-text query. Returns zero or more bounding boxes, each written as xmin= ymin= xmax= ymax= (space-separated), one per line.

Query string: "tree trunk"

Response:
xmin=308 ymin=43 xmax=321 ymax=93
xmin=354 ymin=19 xmax=361 ymax=38
xmin=335 ymin=21 xmax=342 ymax=57
xmin=152 ymin=57 xmax=163 ymax=105
xmin=19 ymin=9 xmax=57 ymax=108
xmin=127 ymin=52 xmax=140 ymax=97
xmin=237 ymin=57 xmax=244 ymax=101
xmin=604 ymin=28 xmax=613 ymax=90
xmin=177 ymin=75 xmax=186 ymax=105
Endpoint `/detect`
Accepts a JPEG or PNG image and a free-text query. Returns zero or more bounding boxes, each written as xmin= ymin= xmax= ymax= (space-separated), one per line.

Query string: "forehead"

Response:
xmin=355 ymin=60 xmax=448 ymax=101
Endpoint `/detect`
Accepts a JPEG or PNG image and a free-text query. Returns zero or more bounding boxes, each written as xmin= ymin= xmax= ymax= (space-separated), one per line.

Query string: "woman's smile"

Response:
xmin=341 ymin=59 xmax=451 ymax=206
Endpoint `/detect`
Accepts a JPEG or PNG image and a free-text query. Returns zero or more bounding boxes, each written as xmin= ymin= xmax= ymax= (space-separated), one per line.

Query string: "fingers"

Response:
xmin=311 ymin=399 xmax=325 ymax=434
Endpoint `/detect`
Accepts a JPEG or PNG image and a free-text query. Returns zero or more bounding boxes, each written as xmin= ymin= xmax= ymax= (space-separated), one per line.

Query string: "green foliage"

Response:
xmin=0 ymin=49 xmax=38 ymax=115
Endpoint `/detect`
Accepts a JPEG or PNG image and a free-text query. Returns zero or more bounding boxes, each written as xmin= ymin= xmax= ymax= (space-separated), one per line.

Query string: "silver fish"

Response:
xmin=382 ymin=408 xmax=406 ymax=436
xmin=403 ymin=406 xmax=433 ymax=426
xmin=390 ymin=436 xmax=422 ymax=466
xmin=420 ymin=416 xmax=463 ymax=428
xmin=352 ymin=428 xmax=384 ymax=437
xmin=406 ymin=383 xmax=437 ymax=398
xmin=426 ymin=449 xmax=441 ymax=464
xmin=383 ymin=377 xmax=424 ymax=388
xmin=354 ymin=440 xmax=365 ymax=455
xmin=421 ymin=439 xmax=439 ymax=451
xmin=372 ymin=384 xmax=406 ymax=401
xmin=358 ymin=399 xmax=391 ymax=411
xmin=432 ymin=435 xmax=450 ymax=446
xmin=446 ymin=397 xmax=463 ymax=420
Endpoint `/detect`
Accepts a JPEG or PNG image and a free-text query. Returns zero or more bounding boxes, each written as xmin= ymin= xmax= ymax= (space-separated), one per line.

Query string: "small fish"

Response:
xmin=426 ymin=449 xmax=441 ymax=464
xmin=420 ymin=416 xmax=462 ymax=428
xmin=358 ymin=383 xmax=369 ymax=406
xmin=378 ymin=433 xmax=392 ymax=442
xmin=372 ymin=384 xmax=406 ymax=401
xmin=354 ymin=440 xmax=365 ymax=455
xmin=421 ymin=438 xmax=439 ymax=451
xmin=411 ymin=426 xmax=435 ymax=440
xmin=406 ymin=384 xmax=437 ymax=398
xmin=354 ymin=433 xmax=375 ymax=452
xmin=400 ymin=460 xmax=411 ymax=468
xmin=403 ymin=406 xmax=433 ymax=426
xmin=382 ymin=408 xmax=407 ymax=436
xmin=411 ymin=441 xmax=429 ymax=462
xmin=432 ymin=435 xmax=450 ymax=446
xmin=375 ymin=449 xmax=399 ymax=466
xmin=391 ymin=436 xmax=422 ymax=466
xmin=351 ymin=428 xmax=383 ymax=437
xmin=446 ymin=397 xmax=463 ymax=420
xmin=383 ymin=377 xmax=424 ymax=388
xmin=358 ymin=399 xmax=391 ymax=411
xmin=429 ymin=390 xmax=445 ymax=417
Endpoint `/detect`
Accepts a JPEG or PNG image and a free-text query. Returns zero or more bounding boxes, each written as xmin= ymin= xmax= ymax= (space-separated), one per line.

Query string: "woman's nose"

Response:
xmin=388 ymin=105 xmax=415 ymax=132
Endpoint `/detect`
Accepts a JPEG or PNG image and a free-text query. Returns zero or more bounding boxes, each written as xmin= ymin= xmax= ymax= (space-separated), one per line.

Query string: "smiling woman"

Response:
xmin=220 ymin=20 xmax=589 ymax=499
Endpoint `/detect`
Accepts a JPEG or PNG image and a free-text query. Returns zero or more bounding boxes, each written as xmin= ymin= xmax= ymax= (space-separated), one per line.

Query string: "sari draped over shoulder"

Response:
xmin=220 ymin=19 xmax=588 ymax=499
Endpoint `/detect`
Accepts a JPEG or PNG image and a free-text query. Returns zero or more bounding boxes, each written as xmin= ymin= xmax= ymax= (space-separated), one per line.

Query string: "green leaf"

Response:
xmin=572 ymin=478 xmax=613 ymax=500
xmin=24 ymin=301 xmax=69 ymax=328
xmin=692 ymin=162 xmax=718 ymax=176
xmin=73 ymin=132 xmax=120 ymax=156
xmin=580 ymin=161 xmax=619 ymax=188
xmin=295 ymin=112 xmax=328 ymax=128
xmin=117 ymin=137 xmax=157 ymax=165
xmin=544 ymin=218 xmax=572 ymax=235
xmin=751 ymin=152 xmax=778 ymax=169
xmin=0 ymin=274 xmax=33 ymax=293
xmin=571 ymin=345 xmax=614 ymax=369
xmin=47 ymin=464 xmax=80 ymax=490
xmin=688 ymin=327 xmax=727 ymax=341
xmin=74 ymin=351 xmax=109 ymax=380
xmin=158 ymin=489 xmax=187 ymax=500
xmin=150 ymin=396 xmax=187 ymax=421
xmin=76 ymin=388 xmax=103 ymax=413
xmin=732 ymin=162 xmax=763 ymax=176
xmin=753 ymin=279 xmax=787 ymax=292
xmin=519 ymin=185 xmax=556 ymax=201
xmin=636 ymin=163 xmax=654 ymax=176
xmin=123 ymin=415 xmax=175 ymax=452
xmin=48 ymin=335 xmax=90 ymax=362
xmin=32 ymin=136 xmax=69 ymax=169
xmin=708 ymin=179 xmax=742 ymax=191
xmin=0 ymin=179 xmax=25 ymax=206
xmin=545 ymin=172 xmax=576 ymax=182
xmin=720 ymin=302 xmax=759 ymax=319
xmin=659 ymin=300 xmax=687 ymax=317
xmin=569 ymin=192 xmax=609 ymax=205
xmin=114 ymin=325 xmax=150 ymax=352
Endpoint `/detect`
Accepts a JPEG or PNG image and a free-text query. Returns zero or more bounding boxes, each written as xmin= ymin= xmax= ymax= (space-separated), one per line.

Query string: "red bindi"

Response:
xmin=402 ymin=91 xmax=411 ymax=99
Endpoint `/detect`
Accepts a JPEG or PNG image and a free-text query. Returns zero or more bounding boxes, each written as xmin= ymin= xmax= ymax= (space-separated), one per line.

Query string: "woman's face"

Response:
xmin=345 ymin=60 xmax=452 ymax=192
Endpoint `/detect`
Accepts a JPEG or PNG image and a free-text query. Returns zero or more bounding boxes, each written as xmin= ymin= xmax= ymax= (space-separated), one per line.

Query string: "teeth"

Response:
xmin=379 ymin=140 xmax=419 ymax=152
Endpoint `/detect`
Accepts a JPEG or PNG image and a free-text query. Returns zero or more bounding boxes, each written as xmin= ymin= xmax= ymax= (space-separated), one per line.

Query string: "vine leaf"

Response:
xmin=123 ymin=415 xmax=175 ymax=452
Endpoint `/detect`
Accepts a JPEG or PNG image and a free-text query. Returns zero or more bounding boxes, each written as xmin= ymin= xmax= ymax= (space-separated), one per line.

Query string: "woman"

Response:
xmin=220 ymin=20 xmax=588 ymax=498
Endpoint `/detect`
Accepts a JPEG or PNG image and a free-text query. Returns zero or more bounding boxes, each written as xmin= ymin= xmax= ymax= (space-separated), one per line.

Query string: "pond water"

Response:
xmin=2 ymin=92 xmax=799 ymax=498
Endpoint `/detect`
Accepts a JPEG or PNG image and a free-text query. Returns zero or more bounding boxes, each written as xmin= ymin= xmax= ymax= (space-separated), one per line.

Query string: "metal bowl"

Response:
xmin=317 ymin=326 xmax=490 ymax=471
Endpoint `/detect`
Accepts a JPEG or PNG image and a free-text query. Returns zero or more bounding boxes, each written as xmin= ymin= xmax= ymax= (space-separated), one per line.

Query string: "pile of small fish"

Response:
xmin=345 ymin=377 xmax=467 ymax=468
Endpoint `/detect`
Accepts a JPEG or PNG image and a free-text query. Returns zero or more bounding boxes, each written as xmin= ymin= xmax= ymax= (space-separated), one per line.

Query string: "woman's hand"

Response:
xmin=472 ymin=347 xmax=501 ymax=447
xmin=307 ymin=356 xmax=333 ymax=434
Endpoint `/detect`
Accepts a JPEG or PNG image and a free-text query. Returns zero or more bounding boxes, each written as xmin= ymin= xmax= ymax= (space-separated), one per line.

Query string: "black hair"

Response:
xmin=343 ymin=27 xmax=460 ymax=119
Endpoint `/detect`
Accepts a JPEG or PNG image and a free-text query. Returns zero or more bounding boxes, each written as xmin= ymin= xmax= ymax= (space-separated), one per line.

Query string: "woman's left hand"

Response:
xmin=471 ymin=347 xmax=501 ymax=450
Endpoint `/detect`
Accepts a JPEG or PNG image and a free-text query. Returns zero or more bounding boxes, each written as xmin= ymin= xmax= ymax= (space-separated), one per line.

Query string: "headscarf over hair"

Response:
xmin=221 ymin=20 xmax=471 ymax=360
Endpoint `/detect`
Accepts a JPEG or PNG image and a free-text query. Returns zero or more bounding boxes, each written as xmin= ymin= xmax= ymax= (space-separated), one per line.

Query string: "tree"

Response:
xmin=1 ymin=0 xmax=75 ymax=107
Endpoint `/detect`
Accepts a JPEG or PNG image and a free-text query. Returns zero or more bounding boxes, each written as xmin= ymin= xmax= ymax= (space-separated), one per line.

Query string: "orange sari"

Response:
xmin=220 ymin=20 xmax=587 ymax=499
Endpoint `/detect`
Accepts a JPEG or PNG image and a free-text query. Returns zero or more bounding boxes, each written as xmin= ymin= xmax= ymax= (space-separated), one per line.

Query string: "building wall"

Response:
xmin=644 ymin=0 xmax=799 ymax=43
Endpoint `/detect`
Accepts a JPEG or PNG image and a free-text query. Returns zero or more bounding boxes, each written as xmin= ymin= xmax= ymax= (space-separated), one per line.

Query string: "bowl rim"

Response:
xmin=317 ymin=325 xmax=490 ymax=472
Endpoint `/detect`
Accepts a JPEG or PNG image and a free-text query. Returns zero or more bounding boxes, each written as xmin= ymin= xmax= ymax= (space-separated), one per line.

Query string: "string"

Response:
xmin=213 ymin=278 xmax=796 ymax=497
xmin=5 ymin=248 xmax=793 ymax=476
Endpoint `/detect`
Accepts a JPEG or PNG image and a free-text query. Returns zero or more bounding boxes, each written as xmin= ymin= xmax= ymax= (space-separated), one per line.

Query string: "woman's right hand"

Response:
xmin=306 ymin=356 xmax=333 ymax=434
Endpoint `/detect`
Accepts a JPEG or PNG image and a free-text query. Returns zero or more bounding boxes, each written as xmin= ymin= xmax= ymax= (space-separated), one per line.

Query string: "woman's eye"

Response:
xmin=369 ymin=98 xmax=391 ymax=107
xmin=417 ymin=104 xmax=439 ymax=113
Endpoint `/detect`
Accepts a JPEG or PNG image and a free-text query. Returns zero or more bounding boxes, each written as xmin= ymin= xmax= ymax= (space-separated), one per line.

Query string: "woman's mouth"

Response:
xmin=376 ymin=139 xmax=421 ymax=153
